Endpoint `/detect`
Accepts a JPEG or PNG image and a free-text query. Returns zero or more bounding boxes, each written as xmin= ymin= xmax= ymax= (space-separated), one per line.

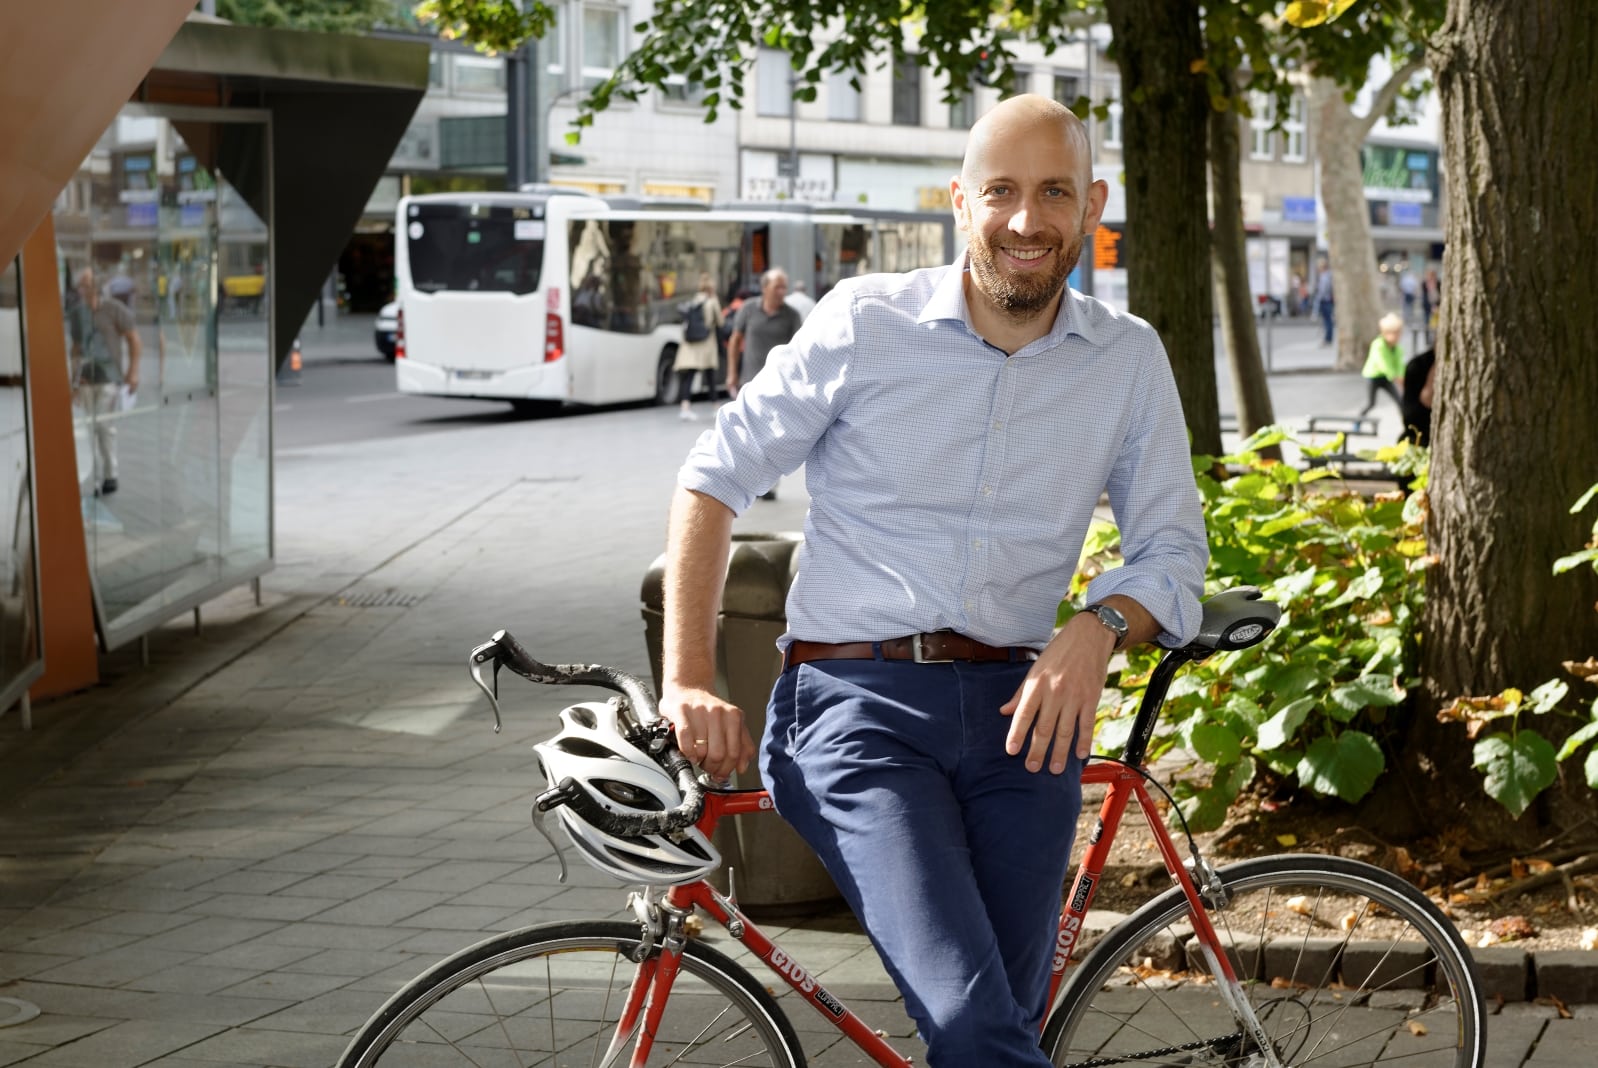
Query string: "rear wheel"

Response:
xmin=655 ymin=347 xmax=681 ymax=405
xmin=1042 ymin=854 xmax=1485 ymax=1067
xmin=337 ymin=920 xmax=807 ymax=1068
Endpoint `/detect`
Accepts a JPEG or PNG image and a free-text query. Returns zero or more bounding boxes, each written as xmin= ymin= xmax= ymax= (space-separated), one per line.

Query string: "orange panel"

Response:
xmin=22 ymin=217 xmax=98 ymax=698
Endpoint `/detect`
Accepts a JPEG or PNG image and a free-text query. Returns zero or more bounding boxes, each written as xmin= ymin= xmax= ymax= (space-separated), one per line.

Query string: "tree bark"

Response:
xmin=1407 ymin=0 xmax=1598 ymax=843
xmin=1105 ymin=0 xmax=1220 ymax=455
xmin=1209 ymin=73 xmax=1277 ymax=448
xmin=1307 ymin=76 xmax=1385 ymax=374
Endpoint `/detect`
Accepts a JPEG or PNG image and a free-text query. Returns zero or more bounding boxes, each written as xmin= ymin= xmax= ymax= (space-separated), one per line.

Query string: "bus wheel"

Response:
xmin=655 ymin=349 xmax=680 ymax=406
xmin=510 ymin=400 xmax=561 ymax=418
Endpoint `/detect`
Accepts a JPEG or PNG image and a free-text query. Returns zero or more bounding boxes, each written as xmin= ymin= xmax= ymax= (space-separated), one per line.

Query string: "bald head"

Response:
xmin=962 ymin=94 xmax=1093 ymax=191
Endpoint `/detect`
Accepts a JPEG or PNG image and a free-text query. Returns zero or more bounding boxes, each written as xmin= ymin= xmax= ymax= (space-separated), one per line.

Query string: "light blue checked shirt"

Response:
xmin=679 ymin=259 xmax=1208 ymax=650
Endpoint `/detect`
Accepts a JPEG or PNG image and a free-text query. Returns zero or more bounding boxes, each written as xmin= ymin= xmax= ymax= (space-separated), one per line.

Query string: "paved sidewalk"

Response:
xmin=4 ymin=331 xmax=1590 ymax=1067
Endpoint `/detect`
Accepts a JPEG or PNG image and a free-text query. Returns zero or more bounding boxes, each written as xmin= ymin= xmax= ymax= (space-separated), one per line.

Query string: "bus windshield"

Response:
xmin=406 ymin=203 xmax=543 ymax=295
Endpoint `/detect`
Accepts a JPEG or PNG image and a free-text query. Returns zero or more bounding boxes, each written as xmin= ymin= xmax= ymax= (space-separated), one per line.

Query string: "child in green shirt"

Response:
xmin=1359 ymin=312 xmax=1406 ymax=417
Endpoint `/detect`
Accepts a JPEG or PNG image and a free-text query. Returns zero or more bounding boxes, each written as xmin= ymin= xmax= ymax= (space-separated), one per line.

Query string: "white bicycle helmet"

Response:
xmin=533 ymin=701 xmax=720 ymax=885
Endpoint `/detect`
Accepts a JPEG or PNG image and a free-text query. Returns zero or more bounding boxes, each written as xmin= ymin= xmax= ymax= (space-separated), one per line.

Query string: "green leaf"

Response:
xmin=1257 ymin=510 xmax=1313 ymax=538
xmin=1297 ymin=732 xmax=1384 ymax=802
xmin=1556 ymin=718 xmax=1598 ymax=762
xmin=1327 ymin=567 xmax=1383 ymax=608
xmin=1473 ymin=731 xmax=1558 ymax=818
xmin=1527 ymin=679 xmax=1570 ymax=714
xmin=1587 ymin=749 xmax=1598 ymax=790
xmin=1262 ymin=662 xmax=1324 ymax=700
xmin=1571 ymin=482 xmax=1598 ymax=514
xmin=1553 ymin=548 xmax=1598 ymax=575
xmin=1177 ymin=780 xmax=1233 ymax=833
xmin=1328 ymin=675 xmax=1406 ymax=715
xmin=1190 ymin=724 xmax=1243 ymax=765
xmin=1258 ymin=696 xmax=1316 ymax=750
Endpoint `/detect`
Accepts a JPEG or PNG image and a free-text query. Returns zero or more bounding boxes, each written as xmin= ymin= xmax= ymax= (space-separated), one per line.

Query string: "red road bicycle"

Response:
xmin=337 ymin=587 xmax=1485 ymax=1068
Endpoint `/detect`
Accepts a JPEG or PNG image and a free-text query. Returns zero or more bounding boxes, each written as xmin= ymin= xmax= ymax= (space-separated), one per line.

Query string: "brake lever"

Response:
xmin=468 ymin=638 xmax=504 ymax=733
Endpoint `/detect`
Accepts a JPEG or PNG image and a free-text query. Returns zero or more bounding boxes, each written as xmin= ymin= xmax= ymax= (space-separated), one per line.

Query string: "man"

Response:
xmin=1315 ymin=262 xmax=1335 ymax=345
xmin=724 ymin=267 xmax=801 ymax=399
xmin=725 ymin=267 xmax=803 ymax=498
xmin=68 ymin=267 xmax=141 ymax=495
xmin=661 ymin=95 xmax=1206 ymax=1066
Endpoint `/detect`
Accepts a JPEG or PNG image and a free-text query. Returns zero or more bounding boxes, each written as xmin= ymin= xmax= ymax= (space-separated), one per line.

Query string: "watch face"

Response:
xmin=1092 ymin=604 xmax=1128 ymax=637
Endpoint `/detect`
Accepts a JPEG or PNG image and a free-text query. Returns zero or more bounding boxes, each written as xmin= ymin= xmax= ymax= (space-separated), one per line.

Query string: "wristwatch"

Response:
xmin=1082 ymin=602 xmax=1130 ymax=649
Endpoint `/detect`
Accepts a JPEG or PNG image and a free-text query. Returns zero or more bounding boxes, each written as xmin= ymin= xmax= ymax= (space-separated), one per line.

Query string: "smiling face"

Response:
xmin=952 ymin=96 xmax=1107 ymax=324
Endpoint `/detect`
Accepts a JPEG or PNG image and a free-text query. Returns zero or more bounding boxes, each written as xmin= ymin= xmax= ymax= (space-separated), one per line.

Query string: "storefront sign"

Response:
xmin=1283 ymin=196 xmax=1317 ymax=223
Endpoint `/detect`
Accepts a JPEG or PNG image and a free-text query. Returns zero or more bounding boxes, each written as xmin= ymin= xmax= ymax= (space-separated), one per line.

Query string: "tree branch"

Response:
xmin=1354 ymin=54 xmax=1427 ymax=141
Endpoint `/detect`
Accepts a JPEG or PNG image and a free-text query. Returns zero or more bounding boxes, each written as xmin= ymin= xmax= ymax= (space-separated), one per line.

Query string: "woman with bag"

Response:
xmin=673 ymin=273 xmax=722 ymax=421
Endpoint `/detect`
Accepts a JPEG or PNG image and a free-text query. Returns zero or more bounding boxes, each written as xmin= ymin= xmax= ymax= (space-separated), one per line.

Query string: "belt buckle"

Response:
xmin=911 ymin=633 xmax=954 ymax=664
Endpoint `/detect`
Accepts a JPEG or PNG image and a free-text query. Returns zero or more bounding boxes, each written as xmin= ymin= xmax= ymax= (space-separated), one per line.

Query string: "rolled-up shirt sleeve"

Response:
xmin=1084 ymin=337 xmax=1208 ymax=646
xmin=679 ymin=287 xmax=854 ymax=514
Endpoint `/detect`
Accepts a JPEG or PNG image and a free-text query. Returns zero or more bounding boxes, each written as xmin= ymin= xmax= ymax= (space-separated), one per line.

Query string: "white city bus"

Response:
xmin=392 ymin=190 xmax=954 ymax=413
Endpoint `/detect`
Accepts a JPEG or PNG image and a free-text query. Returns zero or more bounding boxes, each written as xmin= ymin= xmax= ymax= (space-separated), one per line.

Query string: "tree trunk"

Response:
xmin=1406 ymin=0 xmax=1598 ymax=845
xmin=1308 ymin=76 xmax=1384 ymax=374
xmin=1208 ymin=74 xmax=1277 ymax=448
xmin=1105 ymin=0 xmax=1220 ymax=455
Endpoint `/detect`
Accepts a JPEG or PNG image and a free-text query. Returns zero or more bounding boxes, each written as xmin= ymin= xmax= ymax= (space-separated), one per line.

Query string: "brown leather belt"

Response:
xmin=784 ymin=632 xmax=1039 ymax=670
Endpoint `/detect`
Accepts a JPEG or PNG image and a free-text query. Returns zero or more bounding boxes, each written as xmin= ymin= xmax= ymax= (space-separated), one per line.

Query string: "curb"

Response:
xmin=1475 ymin=947 xmax=1598 ymax=1005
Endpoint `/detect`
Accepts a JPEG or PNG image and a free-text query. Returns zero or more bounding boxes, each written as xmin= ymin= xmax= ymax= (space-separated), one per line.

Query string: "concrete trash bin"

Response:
xmin=640 ymin=532 xmax=840 ymax=910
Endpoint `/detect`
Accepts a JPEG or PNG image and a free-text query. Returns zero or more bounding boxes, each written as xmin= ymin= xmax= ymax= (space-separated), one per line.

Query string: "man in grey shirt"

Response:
xmin=725 ymin=268 xmax=802 ymax=398
xmin=68 ymin=267 xmax=141 ymax=495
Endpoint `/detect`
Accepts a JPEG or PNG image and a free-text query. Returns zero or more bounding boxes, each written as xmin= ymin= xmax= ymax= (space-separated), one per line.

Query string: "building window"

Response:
xmin=827 ymin=69 xmax=861 ymax=121
xmin=949 ymin=84 xmax=977 ymax=129
xmin=582 ymin=5 xmax=624 ymax=90
xmin=1052 ymin=73 xmax=1081 ymax=109
xmin=453 ymin=54 xmax=506 ymax=94
xmin=545 ymin=13 xmax=565 ymax=76
xmin=1249 ymin=91 xmax=1276 ymax=160
xmin=428 ymin=51 xmax=444 ymax=88
xmin=1103 ymin=98 xmax=1122 ymax=149
xmin=893 ymin=54 xmax=922 ymax=126
xmin=757 ymin=48 xmax=794 ymax=117
xmin=1282 ymin=93 xmax=1307 ymax=162
xmin=661 ymin=76 xmax=707 ymax=107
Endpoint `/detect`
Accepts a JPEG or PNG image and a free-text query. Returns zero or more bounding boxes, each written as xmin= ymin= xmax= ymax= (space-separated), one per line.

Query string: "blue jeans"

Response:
xmin=1318 ymin=297 xmax=1335 ymax=342
xmin=761 ymin=658 xmax=1083 ymax=1067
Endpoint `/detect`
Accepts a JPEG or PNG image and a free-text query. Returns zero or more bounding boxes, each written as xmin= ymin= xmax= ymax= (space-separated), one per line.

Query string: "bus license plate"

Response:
xmin=451 ymin=370 xmax=495 ymax=380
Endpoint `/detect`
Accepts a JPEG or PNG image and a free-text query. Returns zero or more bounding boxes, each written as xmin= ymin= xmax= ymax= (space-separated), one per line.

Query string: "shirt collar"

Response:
xmin=917 ymin=252 xmax=1099 ymax=348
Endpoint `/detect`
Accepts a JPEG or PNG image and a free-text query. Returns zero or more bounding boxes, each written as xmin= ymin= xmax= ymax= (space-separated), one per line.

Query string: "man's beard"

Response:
xmin=967 ymin=231 xmax=1085 ymax=318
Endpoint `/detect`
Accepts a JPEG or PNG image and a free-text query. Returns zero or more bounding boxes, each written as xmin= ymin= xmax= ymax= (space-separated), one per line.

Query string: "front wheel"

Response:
xmin=1042 ymin=854 xmax=1486 ymax=1067
xmin=337 ymin=920 xmax=807 ymax=1068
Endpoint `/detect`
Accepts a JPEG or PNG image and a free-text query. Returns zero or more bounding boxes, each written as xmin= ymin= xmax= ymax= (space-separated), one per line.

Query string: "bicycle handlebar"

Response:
xmin=470 ymin=629 xmax=707 ymax=836
xmin=473 ymin=586 xmax=1280 ymax=840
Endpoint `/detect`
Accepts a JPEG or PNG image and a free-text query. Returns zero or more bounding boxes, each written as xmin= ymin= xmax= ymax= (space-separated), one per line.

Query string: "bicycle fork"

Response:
xmin=1052 ymin=765 xmax=1285 ymax=1068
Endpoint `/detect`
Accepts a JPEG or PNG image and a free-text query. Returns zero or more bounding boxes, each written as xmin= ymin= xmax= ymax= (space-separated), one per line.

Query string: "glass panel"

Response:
xmin=827 ymin=70 xmax=860 ymax=121
xmin=893 ymin=56 xmax=922 ymax=126
xmin=569 ymin=217 xmax=745 ymax=332
xmin=454 ymin=55 xmax=506 ymax=93
xmin=0 ymin=258 xmax=42 ymax=700
xmin=56 ymin=111 xmax=271 ymax=646
xmin=757 ymin=49 xmax=793 ymax=118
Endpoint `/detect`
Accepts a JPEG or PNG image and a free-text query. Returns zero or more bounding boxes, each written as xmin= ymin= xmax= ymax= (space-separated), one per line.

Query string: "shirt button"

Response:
xmin=981 ymin=485 xmax=993 ymax=496
xmin=964 ymin=600 xmax=974 ymax=611
xmin=972 ymin=540 xmax=983 ymax=550
xmin=992 ymin=421 xmax=1003 ymax=430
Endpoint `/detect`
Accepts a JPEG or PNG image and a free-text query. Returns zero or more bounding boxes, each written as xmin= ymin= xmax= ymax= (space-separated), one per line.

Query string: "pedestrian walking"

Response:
xmin=1359 ymin=312 xmax=1406 ymax=418
xmin=724 ymin=266 xmax=802 ymax=499
xmin=658 ymin=94 xmax=1207 ymax=1067
xmin=1315 ymin=264 xmax=1335 ymax=345
xmin=672 ymin=272 xmax=722 ymax=421
xmin=67 ymin=267 xmax=141 ymax=495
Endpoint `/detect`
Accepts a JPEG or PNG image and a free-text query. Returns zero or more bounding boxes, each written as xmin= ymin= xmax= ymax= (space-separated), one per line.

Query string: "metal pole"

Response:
xmin=787 ymin=67 xmax=799 ymax=200
xmin=506 ymin=48 xmax=526 ymax=190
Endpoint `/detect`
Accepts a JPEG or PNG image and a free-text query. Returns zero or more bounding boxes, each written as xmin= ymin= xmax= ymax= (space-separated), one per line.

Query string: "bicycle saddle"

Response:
xmin=1183 ymin=586 xmax=1280 ymax=656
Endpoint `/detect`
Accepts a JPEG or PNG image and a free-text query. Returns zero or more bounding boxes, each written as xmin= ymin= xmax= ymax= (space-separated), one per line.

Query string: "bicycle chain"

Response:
xmin=1061 ymin=1029 xmax=1246 ymax=1068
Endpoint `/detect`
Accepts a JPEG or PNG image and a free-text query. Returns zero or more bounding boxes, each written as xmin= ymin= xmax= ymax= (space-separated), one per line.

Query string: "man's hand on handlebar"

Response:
xmin=660 ymin=684 xmax=756 ymax=781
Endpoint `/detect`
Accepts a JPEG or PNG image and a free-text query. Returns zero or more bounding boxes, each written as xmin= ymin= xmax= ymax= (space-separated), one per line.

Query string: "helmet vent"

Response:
xmin=569 ymin=706 xmax=599 ymax=729
xmin=596 ymin=779 xmax=665 ymax=810
xmin=552 ymin=738 xmax=618 ymax=759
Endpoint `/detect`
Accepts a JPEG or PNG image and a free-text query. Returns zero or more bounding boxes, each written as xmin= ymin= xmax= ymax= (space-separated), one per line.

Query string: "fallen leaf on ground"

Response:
xmin=1405 ymin=1020 xmax=1429 ymax=1037
xmin=1581 ymin=928 xmax=1598 ymax=951
xmin=1487 ymin=915 xmax=1539 ymax=942
xmin=1535 ymin=995 xmax=1573 ymax=1019
xmin=1276 ymin=834 xmax=1298 ymax=847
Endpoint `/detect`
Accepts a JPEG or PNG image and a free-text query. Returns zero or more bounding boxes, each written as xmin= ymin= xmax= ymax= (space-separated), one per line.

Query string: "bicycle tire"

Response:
xmin=337 ymin=919 xmax=807 ymax=1068
xmin=1041 ymin=854 xmax=1486 ymax=1067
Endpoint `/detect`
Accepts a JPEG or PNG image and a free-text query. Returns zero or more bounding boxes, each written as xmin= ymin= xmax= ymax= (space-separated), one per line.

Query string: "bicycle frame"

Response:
xmin=609 ymin=760 xmax=1245 ymax=1068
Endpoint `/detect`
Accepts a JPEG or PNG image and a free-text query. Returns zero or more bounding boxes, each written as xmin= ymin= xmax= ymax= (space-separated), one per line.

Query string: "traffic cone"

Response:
xmin=279 ymin=337 xmax=303 ymax=386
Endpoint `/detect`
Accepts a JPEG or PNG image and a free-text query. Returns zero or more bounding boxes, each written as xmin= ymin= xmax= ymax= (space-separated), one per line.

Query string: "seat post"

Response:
xmin=1119 ymin=649 xmax=1195 ymax=767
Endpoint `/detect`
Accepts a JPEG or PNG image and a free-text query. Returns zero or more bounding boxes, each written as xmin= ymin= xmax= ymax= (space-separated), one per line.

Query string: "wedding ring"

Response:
xmin=693 ymin=738 xmax=708 ymax=744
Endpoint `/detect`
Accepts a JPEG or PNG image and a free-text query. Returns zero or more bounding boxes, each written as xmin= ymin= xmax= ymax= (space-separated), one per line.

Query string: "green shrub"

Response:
xmin=1067 ymin=427 xmax=1429 ymax=831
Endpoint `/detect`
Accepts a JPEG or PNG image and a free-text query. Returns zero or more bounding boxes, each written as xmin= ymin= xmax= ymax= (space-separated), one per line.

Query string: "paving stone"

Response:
xmin=255 ymin=922 xmax=415 ymax=951
xmin=0 ymin=1041 xmax=46 ymax=1067
xmin=1527 ymin=1017 xmax=1598 ymax=1065
xmin=132 ymin=916 xmax=286 ymax=954
xmin=18 ymin=1019 xmax=227 ymax=1068
xmin=1341 ymin=939 xmax=1433 ymax=989
xmin=161 ymin=1027 xmax=347 ymax=1068
xmin=125 ymin=963 xmax=266 ymax=994
xmin=1261 ymin=935 xmax=1343 ymax=990
xmin=0 ymin=950 xmax=74 ymax=981
xmin=1474 ymin=945 xmax=1532 ymax=1002
xmin=188 ymin=939 xmax=322 ymax=972
xmin=1534 ymin=950 xmax=1598 ymax=1005
xmin=32 ymin=945 xmax=198 ymax=987
xmin=186 ymin=893 xmax=343 ymax=922
xmin=395 ymin=904 xmax=520 ymax=930
xmin=305 ymin=888 xmax=453 ymax=927
xmin=283 ymin=947 xmax=422 ymax=978
xmin=218 ymin=969 xmax=354 ymax=1001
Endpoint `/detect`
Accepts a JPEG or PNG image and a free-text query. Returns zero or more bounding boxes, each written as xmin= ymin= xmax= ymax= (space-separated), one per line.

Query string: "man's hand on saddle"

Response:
xmin=661 ymin=684 xmax=757 ymax=782
xmin=1000 ymin=613 xmax=1117 ymax=774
